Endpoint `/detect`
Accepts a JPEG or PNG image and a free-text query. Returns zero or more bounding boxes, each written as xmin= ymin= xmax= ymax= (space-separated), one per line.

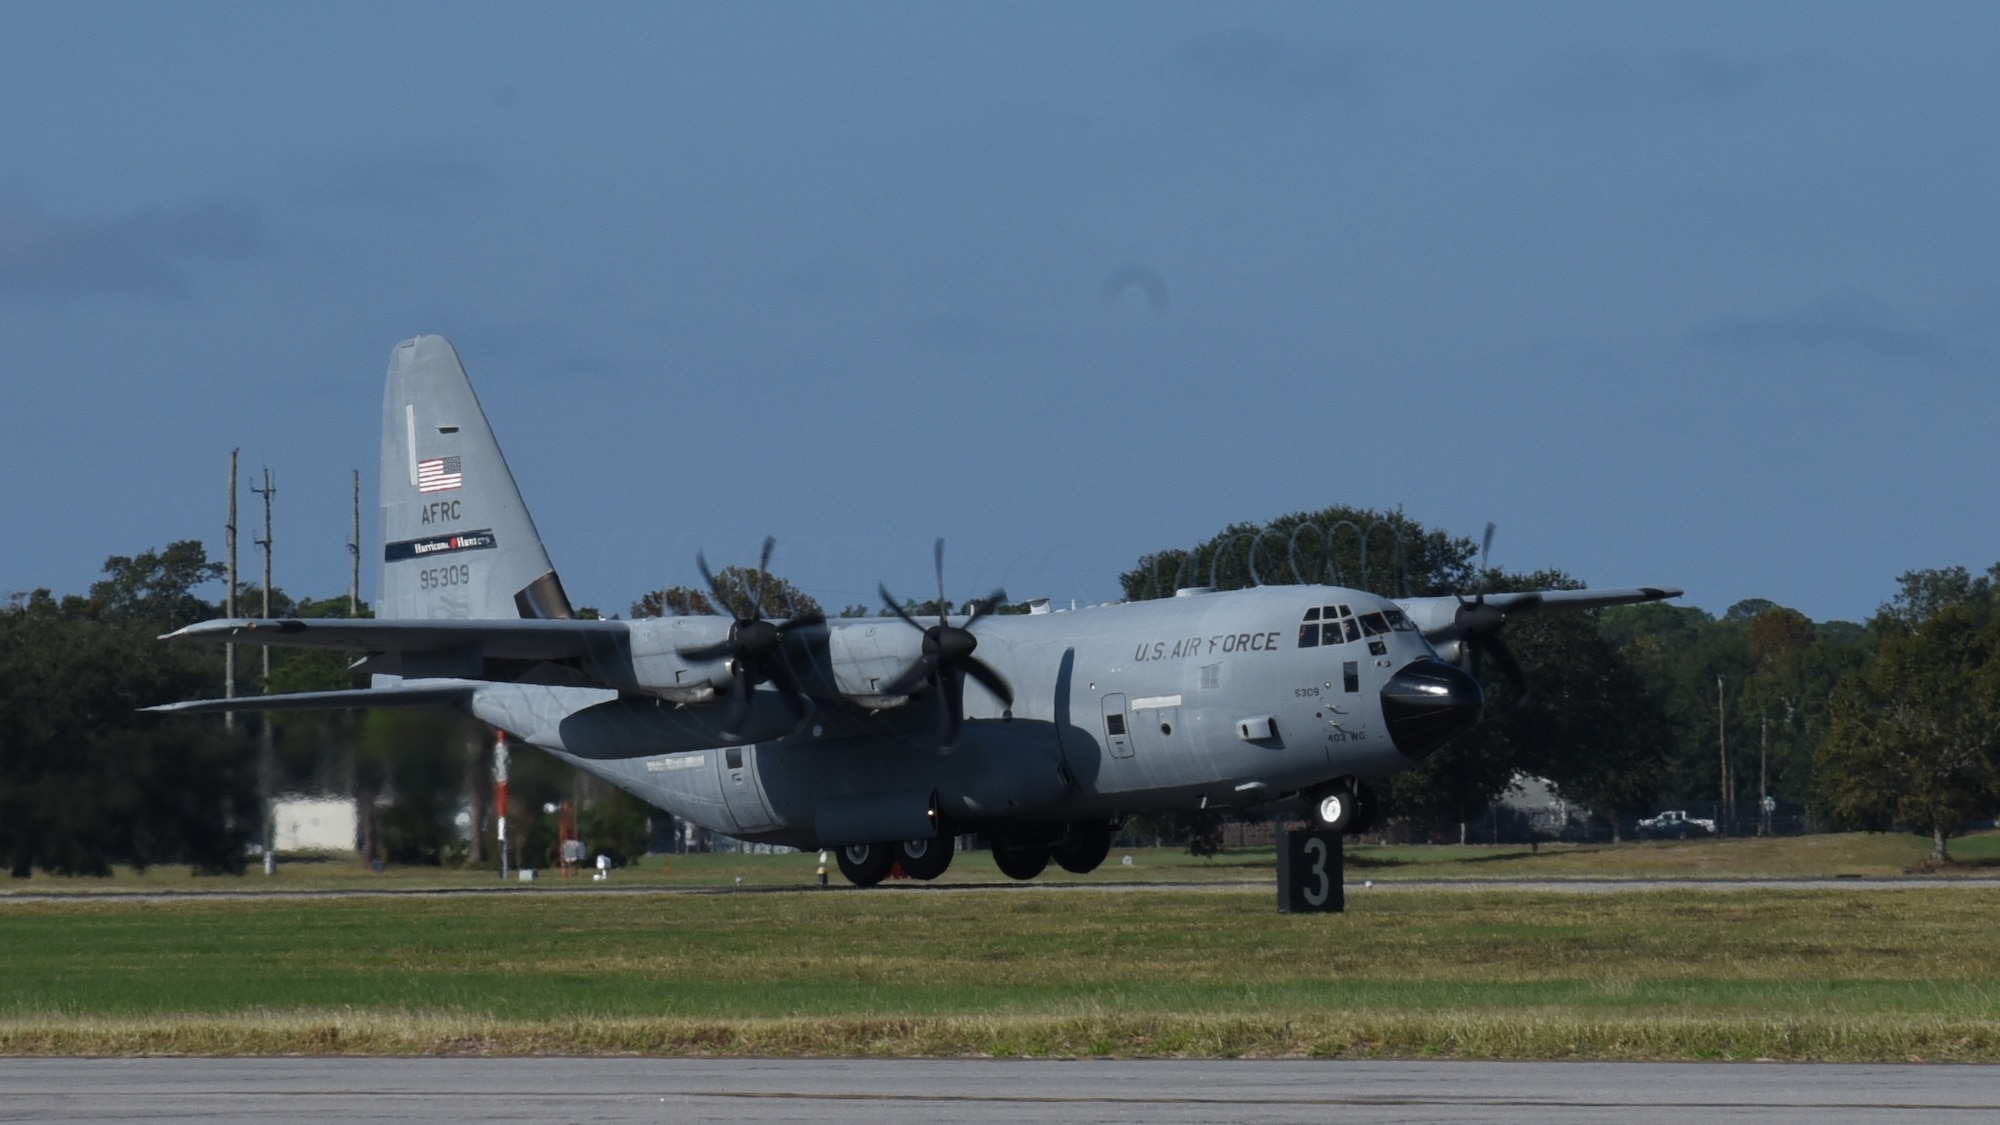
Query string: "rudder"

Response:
xmin=377 ymin=336 xmax=573 ymax=621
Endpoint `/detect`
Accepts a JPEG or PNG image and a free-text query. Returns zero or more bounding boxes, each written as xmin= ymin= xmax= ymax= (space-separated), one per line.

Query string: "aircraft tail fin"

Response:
xmin=377 ymin=336 xmax=573 ymax=622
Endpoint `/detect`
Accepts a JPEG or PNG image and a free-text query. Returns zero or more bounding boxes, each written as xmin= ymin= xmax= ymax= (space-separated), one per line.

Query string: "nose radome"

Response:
xmin=1380 ymin=658 xmax=1484 ymax=761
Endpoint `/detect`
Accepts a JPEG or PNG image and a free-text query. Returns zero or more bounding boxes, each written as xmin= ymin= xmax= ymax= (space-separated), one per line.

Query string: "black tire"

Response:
xmin=1310 ymin=787 xmax=1355 ymax=834
xmin=1051 ymin=821 xmax=1113 ymax=874
xmin=834 ymin=841 xmax=896 ymax=887
xmin=895 ymin=836 xmax=954 ymax=881
xmin=991 ymin=839 xmax=1050 ymax=880
xmin=1347 ymin=782 xmax=1378 ymax=836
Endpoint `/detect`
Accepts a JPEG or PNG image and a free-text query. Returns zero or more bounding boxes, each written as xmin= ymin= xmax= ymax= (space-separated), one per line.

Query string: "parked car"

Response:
xmin=1636 ymin=810 xmax=1716 ymax=839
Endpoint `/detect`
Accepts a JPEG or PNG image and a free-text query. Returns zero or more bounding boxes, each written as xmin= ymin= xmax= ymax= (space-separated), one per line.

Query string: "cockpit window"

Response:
xmin=1384 ymin=608 xmax=1415 ymax=632
xmin=1300 ymin=602 xmax=1374 ymax=648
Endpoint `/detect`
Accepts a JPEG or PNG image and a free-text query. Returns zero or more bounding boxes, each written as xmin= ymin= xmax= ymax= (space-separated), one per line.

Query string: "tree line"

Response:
xmin=4 ymin=511 xmax=1996 ymax=876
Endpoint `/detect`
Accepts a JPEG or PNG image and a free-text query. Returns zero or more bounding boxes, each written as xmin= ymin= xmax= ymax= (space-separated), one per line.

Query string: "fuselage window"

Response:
xmin=1106 ymin=713 xmax=1126 ymax=736
xmin=725 ymin=747 xmax=743 ymax=770
xmin=1342 ymin=660 xmax=1360 ymax=693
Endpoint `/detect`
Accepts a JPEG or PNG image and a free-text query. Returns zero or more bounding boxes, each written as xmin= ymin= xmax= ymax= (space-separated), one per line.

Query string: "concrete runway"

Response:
xmin=2 ymin=1058 xmax=1995 ymax=1123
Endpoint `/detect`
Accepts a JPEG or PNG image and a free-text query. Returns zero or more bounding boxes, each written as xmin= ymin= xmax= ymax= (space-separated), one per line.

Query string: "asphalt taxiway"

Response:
xmin=1 ymin=1057 xmax=1993 ymax=1124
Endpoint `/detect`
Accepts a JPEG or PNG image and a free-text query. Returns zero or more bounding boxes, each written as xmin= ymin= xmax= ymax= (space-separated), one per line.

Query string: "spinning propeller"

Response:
xmin=878 ymin=539 xmax=1014 ymax=747
xmin=676 ymin=536 xmax=823 ymax=738
xmin=1454 ymin=522 xmax=1538 ymax=707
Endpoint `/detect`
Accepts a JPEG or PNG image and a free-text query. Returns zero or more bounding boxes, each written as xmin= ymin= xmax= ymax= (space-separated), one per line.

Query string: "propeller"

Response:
xmin=676 ymin=536 xmax=824 ymax=737
xmin=878 ymin=538 xmax=1015 ymax=747
xmin=1453 ymin=522 xmax=1538 ymax=707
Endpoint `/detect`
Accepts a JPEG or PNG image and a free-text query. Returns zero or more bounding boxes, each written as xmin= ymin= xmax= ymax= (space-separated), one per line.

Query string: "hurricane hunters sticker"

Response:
xmin=384 ymin=529 xmax=498 ymax=563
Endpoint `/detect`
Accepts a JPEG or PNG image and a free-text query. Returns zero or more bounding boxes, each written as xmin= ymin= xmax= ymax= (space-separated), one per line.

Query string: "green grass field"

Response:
xmin=2 ymin=881 xmax=1997 ymax=1060
xmin=3 ymin=829 xmax=1995 ymax=894
xmin=0 ymin=824 xmax=1992 ymax=892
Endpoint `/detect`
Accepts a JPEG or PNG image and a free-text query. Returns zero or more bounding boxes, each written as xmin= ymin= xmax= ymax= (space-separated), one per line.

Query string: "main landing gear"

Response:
xmin=833 ymin=820 xmax=1119 ymax=886
xmin=991 ymin=821 xmax=1115 ymax=881
xmin=834 ymin=837 xmax=956 ymax=887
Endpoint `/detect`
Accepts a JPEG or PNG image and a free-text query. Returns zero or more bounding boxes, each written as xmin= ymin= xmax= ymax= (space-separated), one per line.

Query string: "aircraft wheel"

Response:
xmin=895 ymin=837 xmax=954 ymax=881
xmin=834 ymin=842 xmax=896 ymax=887
xmin=1051 ymin=821 xmax=1113 ymax=874
xmin=1310 ymin=787 xmax=1355 ymax=834
xmin=1347 ymin=782 xmax=1378 ymax=836
xmin=991 ymin=839 xmax=1050 ymax=881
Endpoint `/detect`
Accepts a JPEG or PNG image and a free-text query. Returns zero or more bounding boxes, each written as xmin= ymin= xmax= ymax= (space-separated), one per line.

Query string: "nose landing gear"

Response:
xmin=1308 ymin=779 xmax=1377 ymax=836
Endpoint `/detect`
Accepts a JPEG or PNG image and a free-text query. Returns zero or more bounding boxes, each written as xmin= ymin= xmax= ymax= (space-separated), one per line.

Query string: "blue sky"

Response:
xmin=2 ymin=2 xmax=1994 ymax=623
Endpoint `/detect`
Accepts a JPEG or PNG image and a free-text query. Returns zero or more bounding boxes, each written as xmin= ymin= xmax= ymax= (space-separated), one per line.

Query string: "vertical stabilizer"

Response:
xmin=377 ymin=336 xmax=573 ymax=621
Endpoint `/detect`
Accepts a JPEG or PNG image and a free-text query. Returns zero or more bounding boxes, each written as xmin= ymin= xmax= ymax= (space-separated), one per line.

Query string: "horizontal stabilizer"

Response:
xmin=160 ymin=617 xmax=628 ymax=660
xmin=143 ymin=682 xmax=478 ymax=716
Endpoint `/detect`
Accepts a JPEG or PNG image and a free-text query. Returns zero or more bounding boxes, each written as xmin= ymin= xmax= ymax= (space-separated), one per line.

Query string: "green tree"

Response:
xmin=631 ymin=566 xmax=821 ymax=620
xmin=1818 ymin=572 xmax=2000 ymax=861
xmin=0 ymin=545 xmax=257 ymax=876
xmin=1120 ymin=506 xmax=1477 ymax=601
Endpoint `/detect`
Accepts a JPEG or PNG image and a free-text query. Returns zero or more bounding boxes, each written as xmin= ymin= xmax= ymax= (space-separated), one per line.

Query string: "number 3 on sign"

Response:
xmin=1302 ymin=836 xmax=1330 ymax=907
xmin=1278 ymin=828 xmax=1343 ymax=913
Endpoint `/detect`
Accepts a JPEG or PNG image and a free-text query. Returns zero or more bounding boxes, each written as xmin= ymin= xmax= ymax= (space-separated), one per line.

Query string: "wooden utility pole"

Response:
xmin=224 ymin=450 xmax=238 ymax=731
xmin=348 ymin=469 xmax=360 ymax=616
xmin=254 ymin=468 xmax=274 ymax=682
xmin=253 ymin=468 xmax=276 ymax=875
xmin=1716 ymin=675 xmax=1729 ymax=836
xmin=1759 ymin=715 xmax=1770 ymax=837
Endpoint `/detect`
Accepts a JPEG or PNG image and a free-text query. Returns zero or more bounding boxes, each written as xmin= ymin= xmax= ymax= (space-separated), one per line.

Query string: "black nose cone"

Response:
xmin=1380 ymin=658 xmax=1484 ymax=761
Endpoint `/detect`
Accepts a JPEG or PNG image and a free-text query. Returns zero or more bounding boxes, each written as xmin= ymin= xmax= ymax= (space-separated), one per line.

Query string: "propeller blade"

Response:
xmin=882 ymin=653 xmax=940 ymax=697
xmin=933 ymin=538 xmax=948 ymax=627
xmin=678 ymin=638 xmax=735 ymax=663
xmin=963 ymin=588 xmax=1008 ymax=628
xmin=879 ymin=584 xmax=928 ymax=633
xmin=754 ymin=535 xmax=775 ymax=618
xmin=775 ymin=608 xmax=826 ymax=634
xmin=722 ymin=665 xmax=754 ymax=737
xmin=696 ymin=551 xmax=736 ymax=618
xmin=960 ymin=654 xmax=1014 ymax=707
xmin=938 ymin=665 xmax=965 ymax=746
xmin=1484 ymin=635 xmax=1532 ymax=706
xmin=764 ymin=652 xmax=812 ymax=721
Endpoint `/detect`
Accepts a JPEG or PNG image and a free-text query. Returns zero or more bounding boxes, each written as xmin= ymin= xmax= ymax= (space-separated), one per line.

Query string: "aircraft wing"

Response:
xmin=160 ymin=617 xmax=630 ymax=660
xmin=143 ymin=681 xmax=479 ymax=715
xmin=1395 ymin=586 xmax=1682 ymax=638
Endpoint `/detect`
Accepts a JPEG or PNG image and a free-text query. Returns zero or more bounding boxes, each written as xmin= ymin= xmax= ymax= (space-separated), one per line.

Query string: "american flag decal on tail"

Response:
xmin=417 ymin=456 xmax=463 ymax=493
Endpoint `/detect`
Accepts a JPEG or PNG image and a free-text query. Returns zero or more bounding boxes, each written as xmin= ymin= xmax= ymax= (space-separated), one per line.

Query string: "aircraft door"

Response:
xmin=715 ymin=744 xmax=781 ymax=834
xmin=1101 ymin=693 xmax=1134 ymax=759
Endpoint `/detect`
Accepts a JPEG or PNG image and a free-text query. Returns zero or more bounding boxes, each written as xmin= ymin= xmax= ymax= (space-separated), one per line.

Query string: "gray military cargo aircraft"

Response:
xmin=153 ymin=336 xmax=1681 ymax=885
